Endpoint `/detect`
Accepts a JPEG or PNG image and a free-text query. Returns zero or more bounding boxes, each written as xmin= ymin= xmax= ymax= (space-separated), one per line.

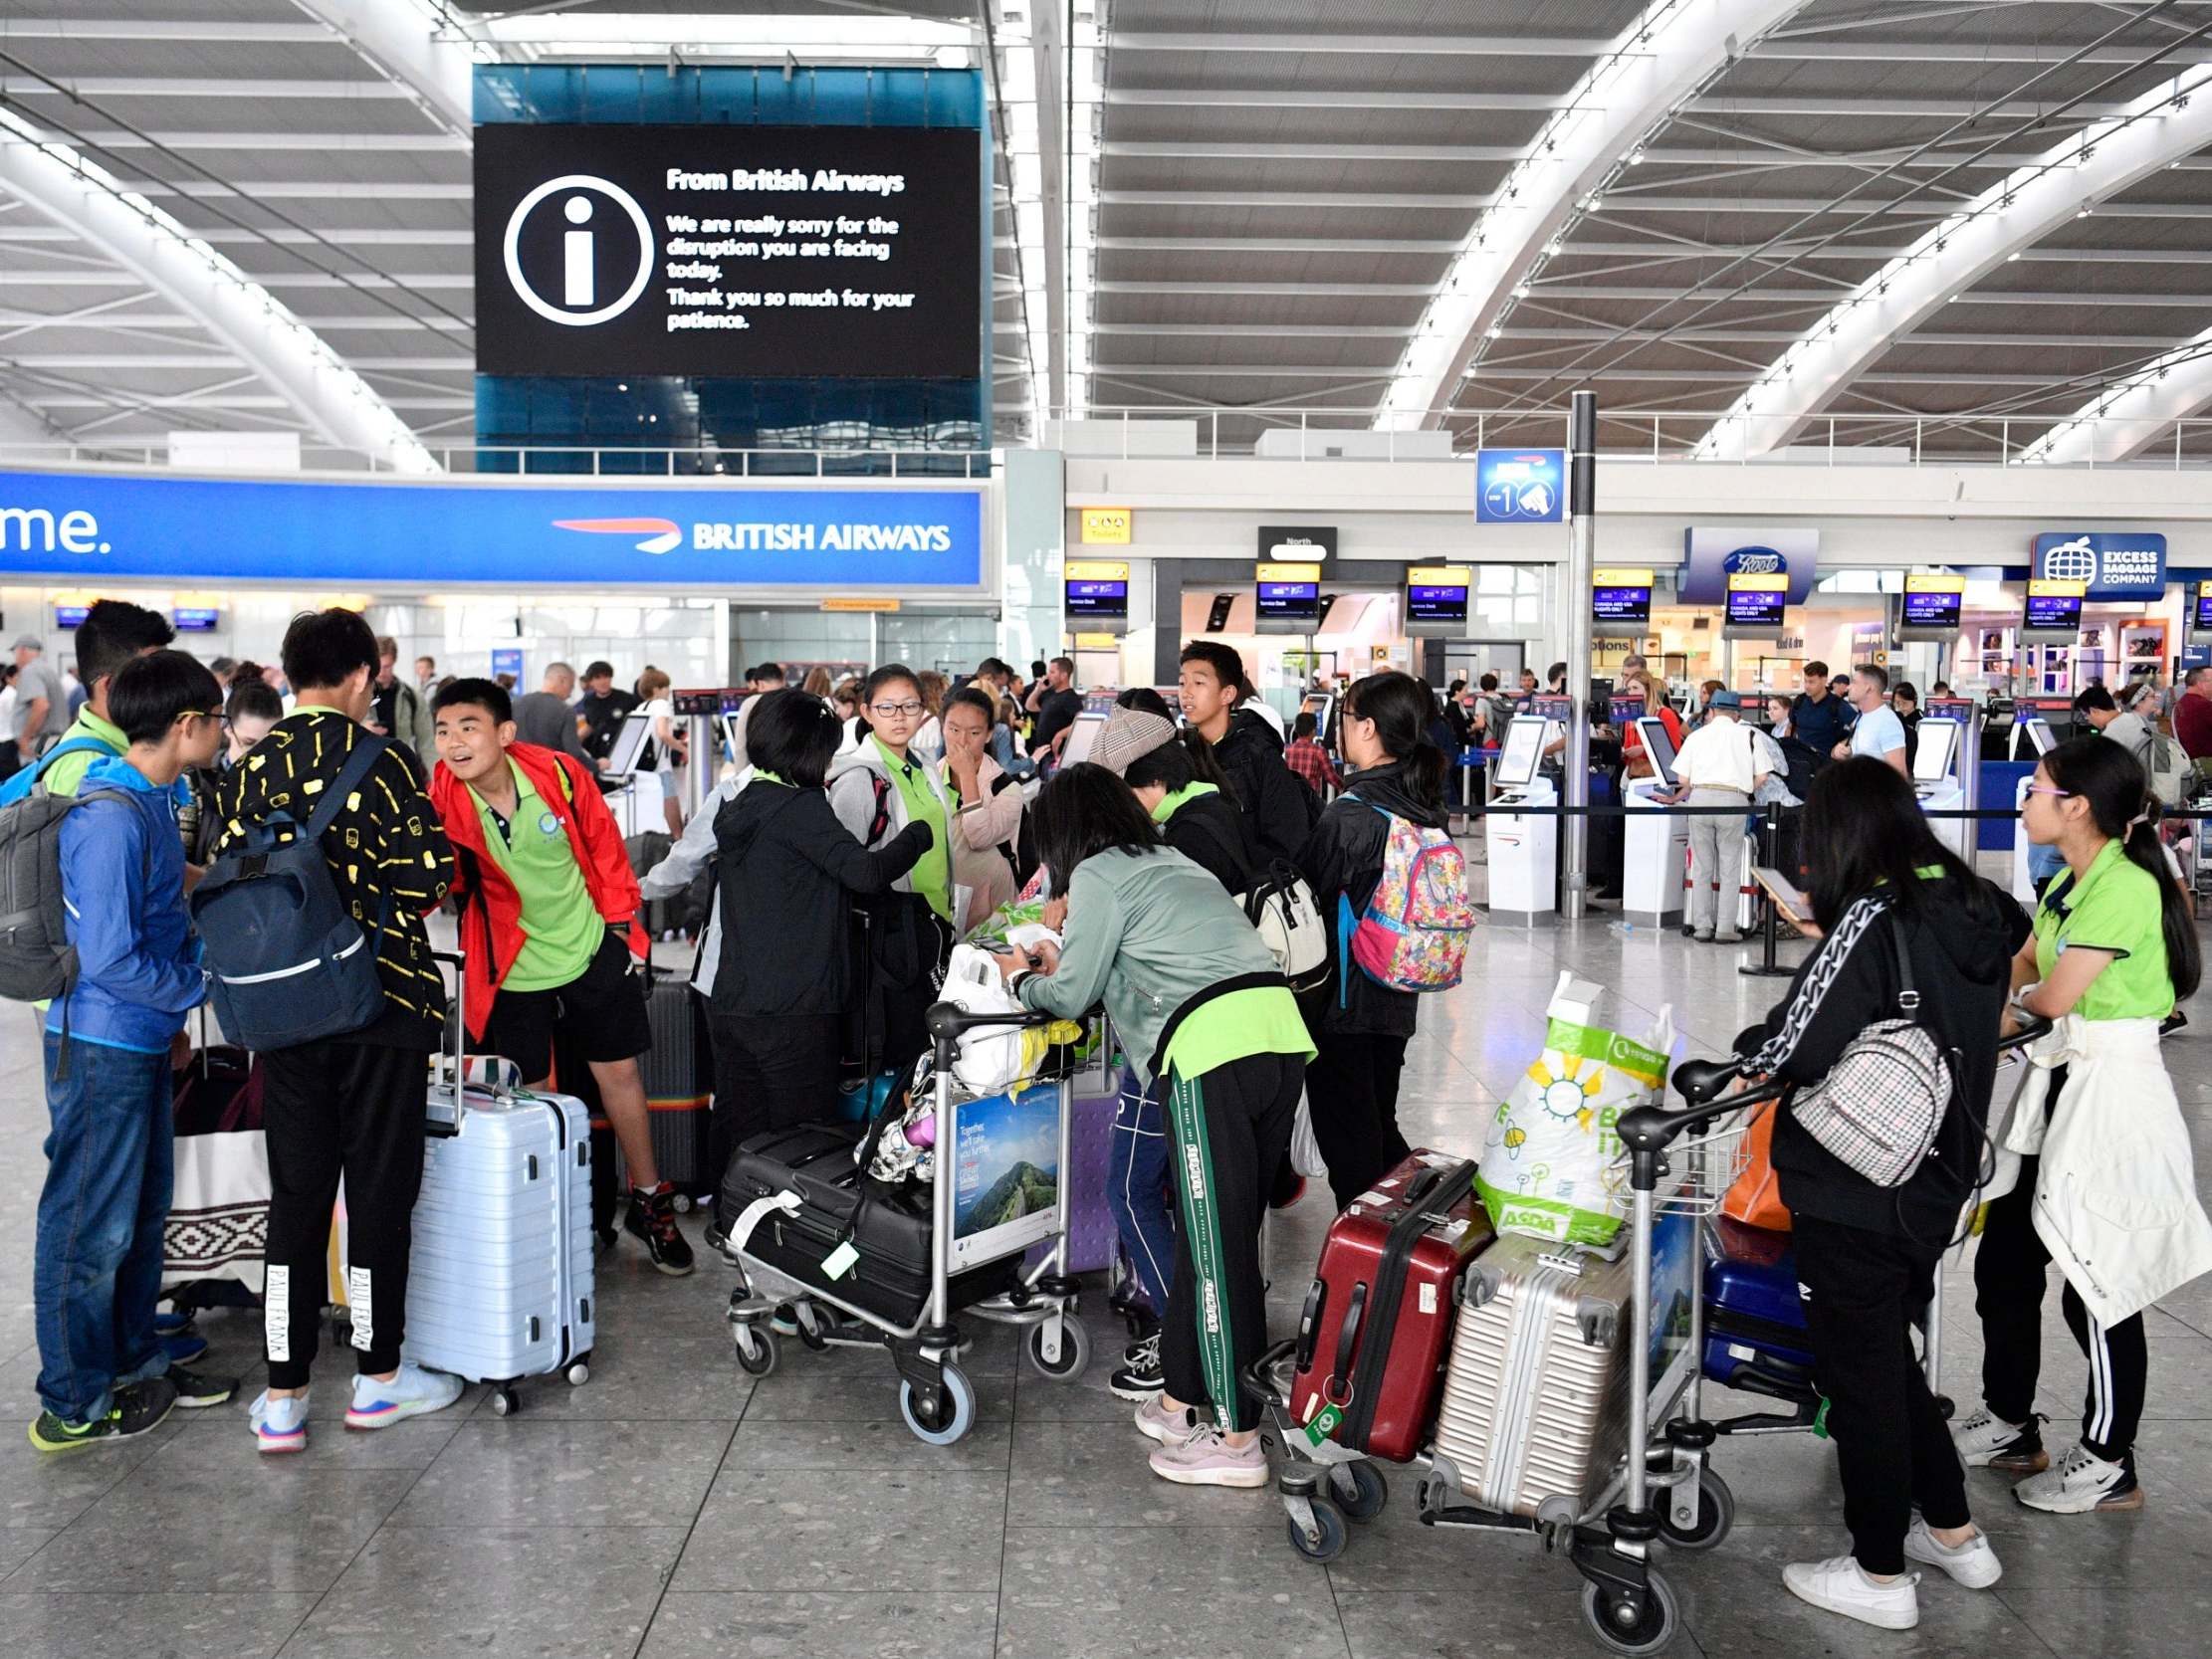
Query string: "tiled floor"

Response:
xmin=4 ymin=897 xmax=2209 ymax=1658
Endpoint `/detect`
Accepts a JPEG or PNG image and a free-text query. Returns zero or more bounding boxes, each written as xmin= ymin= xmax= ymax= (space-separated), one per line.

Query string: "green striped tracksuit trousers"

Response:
xmin=1160 ymin=1050 xmax=1304 ymax=1433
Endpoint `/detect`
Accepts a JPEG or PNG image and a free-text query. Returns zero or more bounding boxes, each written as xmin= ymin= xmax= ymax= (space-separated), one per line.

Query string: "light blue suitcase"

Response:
xmin=405 ymin=963 xmax=595 ymax=1415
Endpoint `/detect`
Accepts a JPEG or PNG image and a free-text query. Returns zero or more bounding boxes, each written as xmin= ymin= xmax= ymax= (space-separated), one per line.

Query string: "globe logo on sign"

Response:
xmin=2042 ymin=535 xmax=2098 ymax=584
xmin=503 ymin=173 xmax=655 ymax=327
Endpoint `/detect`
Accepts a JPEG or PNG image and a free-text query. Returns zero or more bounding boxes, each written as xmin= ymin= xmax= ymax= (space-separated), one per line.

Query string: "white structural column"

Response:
xmin=0 ymin=109 xmax=438 ymax=470
xmin=289 ymin=0 xmax=474 ymax=135
xmin=1698 ymin=67 xmax=2212 ymax=458
xmin=1373 ymin=0 xmax=1809 ymax=430
xmin=2015 ymin=321 xmax=2212 ymax=463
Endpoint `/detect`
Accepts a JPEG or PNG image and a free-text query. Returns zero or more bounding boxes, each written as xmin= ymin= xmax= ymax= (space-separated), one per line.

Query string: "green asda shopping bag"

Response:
xmin=1474 ymin=970 xmax=1674 ymax=1246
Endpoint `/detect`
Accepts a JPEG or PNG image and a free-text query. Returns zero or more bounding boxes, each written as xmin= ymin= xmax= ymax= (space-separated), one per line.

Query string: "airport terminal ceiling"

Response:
xmin=3 ymin=0 xmax=2212 ymax=464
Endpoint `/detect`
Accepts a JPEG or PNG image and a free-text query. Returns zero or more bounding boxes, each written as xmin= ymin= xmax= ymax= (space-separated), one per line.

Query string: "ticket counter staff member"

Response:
xmin=1957 ymin=735 xmax=2210 ymax=1513
xmin=1657 ymin=690 xmax=1769 ymax=943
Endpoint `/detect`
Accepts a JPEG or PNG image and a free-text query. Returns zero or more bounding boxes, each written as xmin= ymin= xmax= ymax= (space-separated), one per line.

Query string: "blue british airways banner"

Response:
xmin=0 ymin=469 xmax=985 ymax=589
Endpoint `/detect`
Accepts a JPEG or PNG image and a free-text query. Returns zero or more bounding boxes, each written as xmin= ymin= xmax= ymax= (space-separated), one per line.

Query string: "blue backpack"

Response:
xmin=189 ymin=736 xmax=393 ymax=1050
xmin=0 ymin=735 xmax=119 ymax=808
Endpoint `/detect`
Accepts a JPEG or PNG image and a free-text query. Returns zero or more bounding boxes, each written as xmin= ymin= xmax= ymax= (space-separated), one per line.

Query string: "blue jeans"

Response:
xmin=35 ymin=1034 xmax=172 ymax=1423
xmin=1109 ymin=1072 xmax=1176 ymax=1318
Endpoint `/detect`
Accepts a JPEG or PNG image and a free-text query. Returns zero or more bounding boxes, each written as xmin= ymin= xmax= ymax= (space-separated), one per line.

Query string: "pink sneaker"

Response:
xmin=1148 ymin=1424 xmax=1269 ymax=1488
xmin=1134 ymin=1395 xmax=1198 ymax=1446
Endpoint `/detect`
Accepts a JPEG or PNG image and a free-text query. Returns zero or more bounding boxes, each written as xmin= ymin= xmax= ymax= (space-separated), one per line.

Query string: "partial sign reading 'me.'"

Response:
xmin=474 ymin=122 xmax=984 ymax=379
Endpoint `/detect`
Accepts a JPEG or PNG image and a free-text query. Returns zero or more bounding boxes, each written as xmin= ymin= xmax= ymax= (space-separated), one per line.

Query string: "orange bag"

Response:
xmin=1722 ymin=1101 xmax=1792 ymax=1231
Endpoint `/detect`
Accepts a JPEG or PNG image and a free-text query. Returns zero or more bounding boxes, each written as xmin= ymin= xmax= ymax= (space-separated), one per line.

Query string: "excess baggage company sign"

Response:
xmin=2030 ymin=531 xmax=2166 ymax=601
xmin=0 ymin=470 xmax=985 ymax=591
xmin=474 ymin=122 xmax=985 ymax=379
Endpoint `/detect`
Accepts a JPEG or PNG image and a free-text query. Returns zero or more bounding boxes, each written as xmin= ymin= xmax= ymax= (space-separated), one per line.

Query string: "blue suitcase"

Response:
xmin=1701 ymin=1219 xmax=1817 ymax=1399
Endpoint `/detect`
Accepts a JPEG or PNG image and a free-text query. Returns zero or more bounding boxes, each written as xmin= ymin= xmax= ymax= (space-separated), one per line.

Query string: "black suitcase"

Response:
xmin=634 ymin=969 xmax=716 ymax=1200
xmin=716 ymin=1121 xmax=1018 ymax=1326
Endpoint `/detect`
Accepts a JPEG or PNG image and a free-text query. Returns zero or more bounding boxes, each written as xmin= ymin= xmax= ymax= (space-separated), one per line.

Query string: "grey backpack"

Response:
xmin=0 ymin=783 xmax=148 ymax=1073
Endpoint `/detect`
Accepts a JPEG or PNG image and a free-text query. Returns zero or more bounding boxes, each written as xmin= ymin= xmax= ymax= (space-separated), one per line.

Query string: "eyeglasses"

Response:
xmin=870 ymin=701 xmax=925 ymax=718
xmin=2025 ymin=783 xmax=2074 ymax=799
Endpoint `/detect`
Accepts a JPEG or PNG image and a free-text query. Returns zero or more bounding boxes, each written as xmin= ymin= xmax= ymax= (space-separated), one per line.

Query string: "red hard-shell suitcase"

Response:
xmin=1288 ymin=1151 xmax=1492 ymax=1462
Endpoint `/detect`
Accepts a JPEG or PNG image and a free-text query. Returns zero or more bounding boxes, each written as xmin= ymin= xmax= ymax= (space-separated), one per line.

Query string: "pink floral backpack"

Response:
xmin=1340 ymin=800 xmax=1476 ymax=1000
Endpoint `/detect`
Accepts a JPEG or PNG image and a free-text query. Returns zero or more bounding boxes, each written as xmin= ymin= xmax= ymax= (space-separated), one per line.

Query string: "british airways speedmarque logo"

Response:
xmin=553 ymin=517 xmax=682 ymax=555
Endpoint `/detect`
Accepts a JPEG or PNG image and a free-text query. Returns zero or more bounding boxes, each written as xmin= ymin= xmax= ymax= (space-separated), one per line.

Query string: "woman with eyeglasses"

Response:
xmin=828 ymin=664 xmax=959 ymax=1074
xmin=1956 ymin=735 xmax=2210 ymax=1516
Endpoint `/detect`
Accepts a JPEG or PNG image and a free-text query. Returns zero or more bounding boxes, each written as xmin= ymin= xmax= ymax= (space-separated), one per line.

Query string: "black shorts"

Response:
xmin=480 ymin=933 xmax=651 ymax=1084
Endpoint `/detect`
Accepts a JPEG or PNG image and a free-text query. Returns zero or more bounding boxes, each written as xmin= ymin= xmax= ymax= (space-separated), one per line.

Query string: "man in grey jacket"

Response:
xmin=512 ymin=662 xmax=595 ymax=766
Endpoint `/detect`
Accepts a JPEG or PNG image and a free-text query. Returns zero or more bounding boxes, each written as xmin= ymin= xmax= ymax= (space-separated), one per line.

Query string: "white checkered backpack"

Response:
xmin=1790 ymin=910 xmax=1956 ymax=1188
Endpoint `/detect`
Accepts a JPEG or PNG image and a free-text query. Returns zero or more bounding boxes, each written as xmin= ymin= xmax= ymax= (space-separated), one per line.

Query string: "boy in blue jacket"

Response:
xmin=30 ymin=650 xmax=237 ymax=1452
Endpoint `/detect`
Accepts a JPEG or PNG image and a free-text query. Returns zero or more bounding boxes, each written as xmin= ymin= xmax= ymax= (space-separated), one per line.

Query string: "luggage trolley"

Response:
xmin=1701 ymin=1018 xmax=2050 ymax=1436
xmin=1245 ymin=1063 xmax=1772 ymax=1657
xmin=721 ymin=1002 xmax=1092 ymax=1445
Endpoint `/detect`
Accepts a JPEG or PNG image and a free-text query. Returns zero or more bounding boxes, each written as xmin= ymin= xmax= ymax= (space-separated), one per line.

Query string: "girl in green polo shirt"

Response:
xmin=1959 ymin=735 xmax=2209 ymax=1516
xmin=998 ymin=763 xmax=1312 ymax=1493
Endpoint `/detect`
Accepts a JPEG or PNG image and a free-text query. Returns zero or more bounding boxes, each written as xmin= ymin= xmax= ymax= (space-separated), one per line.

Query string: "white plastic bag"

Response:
xmin=1290 ymin=1097 xmax=1327 ymax=1179
xmin=939 ymin=941 xmax=1081 ymax=1095
xmin=1475 ymin=970 xmax=1674 ymax=1246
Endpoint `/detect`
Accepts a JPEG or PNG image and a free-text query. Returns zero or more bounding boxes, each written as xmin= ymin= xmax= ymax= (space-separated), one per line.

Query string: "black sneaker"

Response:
xmin=1121 ymin=1306 xmax=1160 ymax=1365
xmin=1110 ymin=1331 xmax=1164 ymax=1400
xmin=165 ymin=1363 xmax=239 ymax=1409
xmin=624 ymin=1183 xmax=696 ymax=1277
xmin=27 ymin=1375 xmax=178 ymax=1454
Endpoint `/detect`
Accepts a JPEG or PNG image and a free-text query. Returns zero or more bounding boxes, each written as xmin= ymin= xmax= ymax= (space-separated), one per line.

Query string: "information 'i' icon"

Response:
xmin=563 ymin=195 xmax=594 ymax=307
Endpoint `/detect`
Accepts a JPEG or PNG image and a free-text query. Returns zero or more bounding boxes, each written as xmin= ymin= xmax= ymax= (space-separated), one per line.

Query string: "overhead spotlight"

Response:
xmin=1514 ymin=283 xmax=1530 ymax=299
xmin=1545 ymin=240 xmax=1563 ymax=256
xmin=2007 ymin=251 xmax=2020 ymax=261
xmin=1629 ymin=145 xmax=1646 ymax=165
xmin=1587 ymin=197 xmax=1603 ymax=212
xmin=2078 ymin=205 xmax=2094 ymax=217
xmin=1487 ymin=323 xmax=1503 ymax=338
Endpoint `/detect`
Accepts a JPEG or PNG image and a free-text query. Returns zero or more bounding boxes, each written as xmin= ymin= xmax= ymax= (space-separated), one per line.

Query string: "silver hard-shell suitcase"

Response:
xmin=1431 ymin=1231 xmax=1636 ymax=1520
xmin=405 ymin=954 xmax=595 ymax=1415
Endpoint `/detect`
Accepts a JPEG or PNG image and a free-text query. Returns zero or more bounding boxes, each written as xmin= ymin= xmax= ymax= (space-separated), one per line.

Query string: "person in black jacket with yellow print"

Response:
xmin=1734 ymin=757 xmax=2029 ymax=1633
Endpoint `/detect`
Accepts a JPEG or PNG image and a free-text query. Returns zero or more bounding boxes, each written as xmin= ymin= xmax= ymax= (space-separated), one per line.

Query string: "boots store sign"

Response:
xmin=0 ymin=470 xmax=984 ymax=591
xmin=474 ymin=122 xmax=984 ymax=379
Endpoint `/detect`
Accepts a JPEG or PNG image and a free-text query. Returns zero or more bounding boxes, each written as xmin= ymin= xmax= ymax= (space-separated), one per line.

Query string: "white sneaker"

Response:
xmin=1782 ymin=1555 xmax=1919 ymax=1630
xmin=248 ymin=1389 xmax=309 ymax=1455
xmin=1133 ymin=1394 xmax=1199 ymax=1446
xmin=2014 ymin=1441 xmax=2143 ymax=1514
xmin=1951 ymin=1406 xmax=2050 ymax=1472
xmin=344 ymin=1361 xmax=464 ymax=1430
xmin=1903 ymin=1518 xmax=2002 ymax=1588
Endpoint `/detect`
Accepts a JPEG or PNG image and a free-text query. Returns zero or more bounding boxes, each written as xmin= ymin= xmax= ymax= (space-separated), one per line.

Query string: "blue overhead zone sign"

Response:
xmin=2031 ymin=531 xmax=2166 ymax=601
xmin=1474 ymin=449 xmax=1565 ymax=523
xmin=0 ymin=469 xmax=985 ymax=589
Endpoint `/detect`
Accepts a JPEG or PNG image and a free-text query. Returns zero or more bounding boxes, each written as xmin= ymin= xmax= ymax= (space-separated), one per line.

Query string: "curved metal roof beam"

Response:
xmin=0 ymin=107 xmax=438 ymax=471
xmin=1696 ymin=67 xmax=2212 ymax=459
xmin=1371 ymin=0 xmax=1812 ymax=431
xmin=289 ymin=0 xmax=474 ymax=136
xmin=2015 ymin=321 xmax=2212 ymax=463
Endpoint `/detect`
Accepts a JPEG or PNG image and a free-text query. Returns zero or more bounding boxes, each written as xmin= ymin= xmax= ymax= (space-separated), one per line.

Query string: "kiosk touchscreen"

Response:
xmin=1485 ymin=714 xmax=1560 ymax=918
xmin=604 ymin=712 xmax=660 ymax=837
xmin=1621 ymin=716 xmax=1688 ymax=924
xmin=1059 ymin=711 xmax=1108 ymax=767
xmin=1911 ymin=716 xmax=1970 ymax=860
xmin=2010 ymin=714 xmax=2063 ymax=903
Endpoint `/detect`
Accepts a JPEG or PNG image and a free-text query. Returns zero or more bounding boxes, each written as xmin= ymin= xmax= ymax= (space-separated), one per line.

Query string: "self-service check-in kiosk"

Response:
xmin=1910 ymin=714 xmax=1971 ymax=862
xmin=2010 ymin=713 xmax=2061 ymax=904
xmin=1484 ymin=714 xmax=1560 ymax=917
xmin=1622 ymin=716 xmax=1687 ymax=925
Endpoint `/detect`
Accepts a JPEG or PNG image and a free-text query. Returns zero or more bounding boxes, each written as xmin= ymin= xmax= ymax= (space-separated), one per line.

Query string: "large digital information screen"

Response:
xmin=1255 ymin=561 xmax=1321 ymax=629
xmin=1063 ymin=559 xmax=1129 ymax=622
xmin=1406 ymin=565 xmax=1469 ymax=632
xmin=474 ymin=122 xmax=984 ymax=378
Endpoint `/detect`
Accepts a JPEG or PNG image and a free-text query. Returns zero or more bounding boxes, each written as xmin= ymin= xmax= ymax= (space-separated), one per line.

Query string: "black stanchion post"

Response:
xmin=1740 ymin=798 xmax=1795 ymax=979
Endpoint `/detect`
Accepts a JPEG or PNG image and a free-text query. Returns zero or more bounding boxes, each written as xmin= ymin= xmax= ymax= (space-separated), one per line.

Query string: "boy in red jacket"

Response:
xmin=429 ymin=679 xmax=692 ymax=1276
